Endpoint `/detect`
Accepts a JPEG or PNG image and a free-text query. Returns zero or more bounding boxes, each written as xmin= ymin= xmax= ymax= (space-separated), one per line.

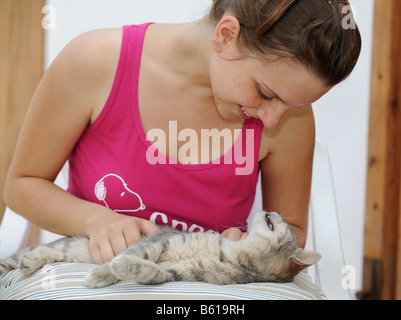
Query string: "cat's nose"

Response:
xmin=268 ymin=212 xmax=281 ymax=220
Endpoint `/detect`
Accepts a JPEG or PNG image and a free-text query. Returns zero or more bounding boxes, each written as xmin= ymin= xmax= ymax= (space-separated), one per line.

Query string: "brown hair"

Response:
xmin=209 ymin=0 xmax=362 ymax=86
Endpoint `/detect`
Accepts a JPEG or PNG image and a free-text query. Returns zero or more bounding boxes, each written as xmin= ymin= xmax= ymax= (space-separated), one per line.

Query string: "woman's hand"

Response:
xmin=221 ymin=228 xmax=248 ymax=241
xmin=88 ymin=214 xmax=160 ymax=264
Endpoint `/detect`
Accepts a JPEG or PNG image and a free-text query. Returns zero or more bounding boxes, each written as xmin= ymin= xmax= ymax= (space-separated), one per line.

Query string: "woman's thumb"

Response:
xmin=140 ymin=220 xmax=160 ymax=236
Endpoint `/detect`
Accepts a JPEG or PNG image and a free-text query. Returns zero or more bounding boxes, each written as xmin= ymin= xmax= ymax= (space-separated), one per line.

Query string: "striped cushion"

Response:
xmin=0 ymin=263 xmax=326 ymax=300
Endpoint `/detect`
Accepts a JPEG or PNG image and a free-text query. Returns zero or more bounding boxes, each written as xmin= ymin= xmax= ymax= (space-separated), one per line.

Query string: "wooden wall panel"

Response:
xmin=361 ymin=0 xmax=401 ymax=300
xmin=398 ymin=169 xmax=401 ymax=300
xmin=0 ymin=0 xmax=44 ymax=223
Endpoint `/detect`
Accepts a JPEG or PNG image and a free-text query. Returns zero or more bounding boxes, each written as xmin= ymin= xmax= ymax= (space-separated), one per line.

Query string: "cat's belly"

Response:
xmin=158 ymin=232 xmax=222 ymax=262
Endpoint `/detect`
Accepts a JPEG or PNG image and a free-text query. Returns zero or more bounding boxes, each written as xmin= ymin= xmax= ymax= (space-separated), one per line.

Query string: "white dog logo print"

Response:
xmin=94 ymin=174 xmax=146 ymax=213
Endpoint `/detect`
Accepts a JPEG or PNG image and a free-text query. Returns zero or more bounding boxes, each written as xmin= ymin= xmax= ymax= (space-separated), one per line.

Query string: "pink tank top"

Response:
xmin=68 ymin=23 xmax=264 ymax=233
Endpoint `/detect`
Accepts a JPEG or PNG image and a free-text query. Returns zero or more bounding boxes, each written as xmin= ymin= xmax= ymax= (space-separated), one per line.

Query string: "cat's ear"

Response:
xmin=289 ymin=249 xmax=321 ymax=274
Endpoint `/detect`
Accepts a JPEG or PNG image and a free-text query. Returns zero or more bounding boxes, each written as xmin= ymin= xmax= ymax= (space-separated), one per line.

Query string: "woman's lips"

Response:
xmin=238 ymin=105 xmax=251 ymax=119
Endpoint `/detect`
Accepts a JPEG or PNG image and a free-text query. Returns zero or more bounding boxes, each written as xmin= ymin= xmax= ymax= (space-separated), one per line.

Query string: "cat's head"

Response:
xmin=248 ymin=211 xmax=321 ymax=282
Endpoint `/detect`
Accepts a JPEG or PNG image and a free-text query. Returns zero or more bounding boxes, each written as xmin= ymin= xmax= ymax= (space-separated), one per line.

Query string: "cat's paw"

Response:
xmin=109 ymin=255 xmax=141 ymax=280
xmin=19 ymin=247 xmax=55 ymax=275
xmin=0 ymin=260 xmax=13 ymax=276
xmin=110 ymin=255 xmax=173 ymax=284
xmin=84 ymin=264 xmax=119 ymax=288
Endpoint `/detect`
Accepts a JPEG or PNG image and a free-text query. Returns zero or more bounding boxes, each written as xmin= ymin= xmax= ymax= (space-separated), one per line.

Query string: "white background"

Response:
xmin=44 ymin=0 xmax=374 ymax=296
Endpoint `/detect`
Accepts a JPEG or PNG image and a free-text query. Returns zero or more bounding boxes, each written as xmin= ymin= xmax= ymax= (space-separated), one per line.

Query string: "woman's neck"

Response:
xmin=149 ymin=19 xmax=215 ymax=89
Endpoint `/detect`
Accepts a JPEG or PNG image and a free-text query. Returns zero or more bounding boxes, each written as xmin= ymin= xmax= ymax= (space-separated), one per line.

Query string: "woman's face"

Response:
xmin=209 ymin=51 xmax=332 ymax=129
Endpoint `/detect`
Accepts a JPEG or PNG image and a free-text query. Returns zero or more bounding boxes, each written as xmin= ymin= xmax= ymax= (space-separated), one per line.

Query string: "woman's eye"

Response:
xmin=256 ymin=86 xmax=274 ymax=101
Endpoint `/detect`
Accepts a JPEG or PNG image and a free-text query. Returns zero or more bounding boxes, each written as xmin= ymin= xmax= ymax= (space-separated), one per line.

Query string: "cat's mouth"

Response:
xmin=265 ymin=213 xmax=274 ymax=232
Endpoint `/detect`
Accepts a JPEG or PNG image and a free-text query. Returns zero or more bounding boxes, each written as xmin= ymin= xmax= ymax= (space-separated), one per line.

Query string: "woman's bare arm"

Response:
xmin=3 ymin=29 xmax=159 ymax=264
xmin=260 ymin=105 xmax=316 ymax=248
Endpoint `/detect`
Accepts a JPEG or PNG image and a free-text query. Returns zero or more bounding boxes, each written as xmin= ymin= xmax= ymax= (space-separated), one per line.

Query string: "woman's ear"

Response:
xmin=212 ymin=15 xmax=241 ymax=53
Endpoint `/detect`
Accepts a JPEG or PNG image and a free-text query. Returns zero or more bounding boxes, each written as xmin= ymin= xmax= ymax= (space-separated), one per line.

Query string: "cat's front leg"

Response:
xmin=84 ymin=263 xmax=119 ymax=288
xmin=109 ymin=254 xmax=174 ymax=285
xmin=19 ymin=246 xmax=81 ymax=275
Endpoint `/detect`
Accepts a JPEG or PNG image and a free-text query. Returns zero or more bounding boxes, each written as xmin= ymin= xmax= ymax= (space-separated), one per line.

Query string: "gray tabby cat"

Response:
xmin=0 ymin=211 xmax=321 ymax=287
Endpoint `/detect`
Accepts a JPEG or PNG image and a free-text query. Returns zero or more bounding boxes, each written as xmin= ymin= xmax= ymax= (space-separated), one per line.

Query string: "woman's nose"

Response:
xmin=257 ymin=103 xmax=290 ymax=129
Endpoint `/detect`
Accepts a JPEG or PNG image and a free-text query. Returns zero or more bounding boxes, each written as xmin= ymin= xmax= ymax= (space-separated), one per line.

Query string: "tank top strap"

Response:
xmin=124 ymin=23 xmax=154 ymax=92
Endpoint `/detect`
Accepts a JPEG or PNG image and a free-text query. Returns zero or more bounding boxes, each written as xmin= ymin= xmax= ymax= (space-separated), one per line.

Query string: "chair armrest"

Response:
xmin=310 ymin=139 xmax=352 ymax=300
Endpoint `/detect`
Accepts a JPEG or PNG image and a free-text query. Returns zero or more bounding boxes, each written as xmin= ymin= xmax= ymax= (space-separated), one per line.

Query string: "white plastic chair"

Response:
xmin=0 ymin=140 xmax=351 ymax=299
xmin=309 ymin=139 xmax=352 ymax=300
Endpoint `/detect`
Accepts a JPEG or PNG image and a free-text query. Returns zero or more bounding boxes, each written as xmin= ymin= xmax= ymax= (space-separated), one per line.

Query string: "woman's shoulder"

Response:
xmin=58 ymin=28 xmax=123 ymax=80
xmin=48 ymin=28 xmax=123 ymax=124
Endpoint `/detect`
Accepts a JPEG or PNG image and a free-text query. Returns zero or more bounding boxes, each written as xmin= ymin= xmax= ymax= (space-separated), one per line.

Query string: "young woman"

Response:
xmin=4 ymin=0 xmax=361 ymax=265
